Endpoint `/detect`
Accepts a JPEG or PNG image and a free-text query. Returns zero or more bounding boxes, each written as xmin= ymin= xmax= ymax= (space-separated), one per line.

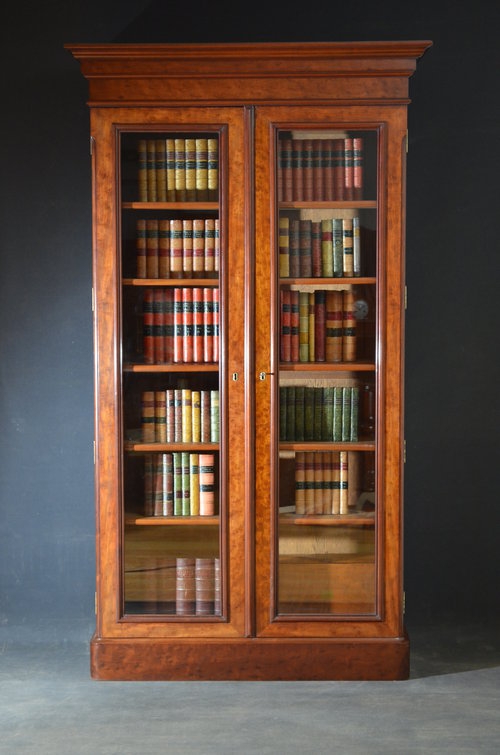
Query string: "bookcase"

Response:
xmin=67 ymin=41 xmax=431 ymax=680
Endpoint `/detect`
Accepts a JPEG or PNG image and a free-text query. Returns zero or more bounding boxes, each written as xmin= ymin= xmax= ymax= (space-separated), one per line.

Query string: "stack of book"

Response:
xmin=294 ymin=450 xmax=351 ymax=515
xmin=141 ymin=389 xmax=219 ymax=443
xmin=144 ymin=452 xmax=216 ymax=517
xmin=175 ymin=557 xmax=221 ymax=616
xmin=278 ymin=136 xmax=363 ymax=202
xmin=137 ymin=137 xmax=218 ymax=202
xmin=279 ymin=216 xmax=361 ymax=278
xmin=280 ymin=288 xmax=356 ymax=363
xmin=136 ymin=218 xmax=219 ymax=279
xmin=142 ymin=286 xmax=219 ymax=364
xmin=280 ymin=385 xmax=359 ymax=442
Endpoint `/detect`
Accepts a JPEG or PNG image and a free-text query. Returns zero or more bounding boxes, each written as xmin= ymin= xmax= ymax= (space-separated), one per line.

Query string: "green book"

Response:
xmin=286 ymin=386 xmax=296 ymax=441
xmin=313 ymin=387 xmax=324 ymax=441
xmin=280 ymin=386 xmax=287 ymax=440
xmin=333 ymin=387 xmax=343 ymax=442
xmin=332 ymin=218 xmax=343 ymax=277
xmin=322 ymin=387 xmax=334 ymax=441
xmin=182 ymin=451 xmax=191 ymax=515
xmin=350 ymin=386 xmax=359 ymax=442
xmin=341 ymin=387 xmax=352 ymax=442
xmin=295 ymin=386 xmax=305 ymax=442
xmin=304 ymin=386 xmax=315 ymax=441
xmin=173 ymin=452 xmax=183 ymax=516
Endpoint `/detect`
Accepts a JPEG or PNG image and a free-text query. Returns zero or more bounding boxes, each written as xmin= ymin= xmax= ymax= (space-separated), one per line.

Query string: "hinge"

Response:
xmin=95 ymin=592 xmax=98 ymax=615
xmin=90 ymin=135 xmax=95 ymax=156
xmin=404 ymin=285 xmax=408 ymax=310
xmin=403 ymin=591 xmax=406 ymax=614
xmin=405 ymin=130 xmax=409 ymax=154
xmin=91 ymin=287 xmax=95 ymax=312
xmin=403 ymin=440 xmax=407 ymax=464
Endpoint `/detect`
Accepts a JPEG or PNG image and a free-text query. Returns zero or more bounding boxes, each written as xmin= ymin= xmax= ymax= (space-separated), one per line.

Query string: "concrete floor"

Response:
xmin=1 ymin=621 xmax=499 ymax=754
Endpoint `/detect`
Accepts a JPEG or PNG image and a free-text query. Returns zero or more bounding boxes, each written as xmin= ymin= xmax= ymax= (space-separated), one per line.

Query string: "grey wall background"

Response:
xmin=1 ymin=0 xmax=498 ymax=645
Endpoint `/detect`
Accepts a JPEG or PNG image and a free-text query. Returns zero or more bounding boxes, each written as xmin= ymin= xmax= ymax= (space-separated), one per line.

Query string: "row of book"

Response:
xmin=135 ymin=218 xmax=220 ymax=279
xmin=138 ymin=137 xmax=218 ymax=203
xmin=176 ymin=557 xmax=221 ymax=616
xmin=143 ymin=287 xmax=219 ymax=364
xmin=144 ymin=452 xmax=216 ymax=517
xmin=281 ymin=289 xmax=357 ymax=363
xmin=280 ymin=385 xmax=360 ymax=442
xmin=141 ymin=389 xmax=219 ymax=444
xmin=278 ymin=136 xmax=364 ymax=203
xmin=279 ymin=216 xmax=362 ymax=279
xmin=294 ymin=450 xmax=353 ymax=515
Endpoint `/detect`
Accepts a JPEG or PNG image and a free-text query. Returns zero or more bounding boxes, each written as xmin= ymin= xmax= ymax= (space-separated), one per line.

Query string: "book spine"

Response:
xmin=280 ymin=289 xmax=291 ymax=362
xmin=332 ymin=451 xmax=341 ymax=514
xmin=190 ymin=453 xmax=200 ymax=515
xmin=195 ymin=558 xmax=215 ymax=616
xmin=199 ymin=453 xmax=215 ymax=515
xmin=322 ymin=139 xmax=334 ymax=201
xmin=342 ymin=289 xmax=357 ymax=362
xmin=344 ymin=137 xmax=354 ymax=201
xmin=173 ymin=452 xmax=183 ymax=515
xmin=302 ymin=139 xmax=314 ymax=201
xmin=322 ymin=387 xmax=334 ymax=441
xmin=304 ymin=386 xmax=315 ymax=441
xmin=279 ymin=216 xmax=290 ymax=278
xmin=311 ymin=221 xmax=322 ymax=277
xmin=342 ymin=218 xmax=354 ymax=277
xmin=147 ymin=140 xmax=157 ymax=202
xmin=181 ymin=389 xmax=192 ymax=443
xmin=192 ymin=288 xmax=204 ymax=363
xmin=295 ymin=451 xmax=306 ymax=515
xmin=154 ymin=390 xmax=167 ymax=443
xmin=182 ymin=219 xmax=193 ymax=277
xmin=325 ymin=290 xmax=343 ymax=363
xmin=176 ymin=557 xmax=195 ymax=615
xmin=294 ymin=385 xmax=305 ymax=442
xmin=214 ymin=219 xmax=220 ymax=274
xmin=192 ymin=391 xmax=201 ymax=443
xmin=181 ymin=451 xmax=191 ymax=515
xmin=166 ymin=138 xmax=176 ymax=201
xmin=174 ymin=389 xmax=182 ymax=442
xmin=185 ymin=138 xmax=196 ymax=201
xmin=195 ymin=138 xmax=208 ymax=200
xmin=204 ymin=219 xmax=215 ymax=274
xmin=164 ymin=288 xmax=174 ymax=362
xmin=136 ymin=219 xmax=147 ymax=278
xmin=281 ymin=138 xmax=293 ymax=202
xmin=289 ymin=220 xmax=300 ymax=278
xmin=170 ymin=219 xmax=183 ymax=278
xmin=158 ymin=220 xmax=170 ymax=278
xmin=182 ymin=288 xmax=194 ymax=363
xmin=166 ymin=389 xmax=175 ymax=443
xmin=314 ymin=290 xmax=326 ymax=362
xmin=350 ymin=386 xmax=359 ymax=442
xmin=137 ymin=139 xmax=148 ymax=201
xmin=210 ymin=390 xmax=220 ymax=443
xmin=174 ymin=138 xmax=186 ymax=201
xmin=299 ymin=219 xmax=312 ymax=277
xmin=290 ymin=291 xmax=300 ymax=362
xmin=299 ymin=292 xmax=309 ymax=362
xmin=321 ymin=219 xmax=333 ymax=278
xmin=333 ymin=139 xmax=344 ymax=200
xmin=155 ymin=138 xmax=167 ymax=201
xmin=212 ymin=288 xmax=219 ymax=363
xmin=141 ymin=391 xmax=156 ymax=442
xmin=312 ymin=139 xmax=324 ymax=201
xmin=146 ymin=219 xmax=159 ymax=279
xmin=153 ymin=289 xmax=165 ymax=363
xmin=200 ymin=390 xmax=211 ymax=443
xmin=207 ymin=138 xmax=218 ymax=200
xmin=332 ymin=387 xmax=343 ymax=442
xmin=203 ymin=288 xmax=214 ymax=363
xmin=353 ymin=137 xmax=364 ymax=200
xmin=291 ymin=139 xmax=303 ymax=201
xmin=308 ymin=292 xmax=315 ymax=362
xmin=143 ymin=288 xmax=154 ymax=364
xmin=192 ymin=219 xmax=205 ymax=275
xmin=353 ymin=216 xmax=361 ymax=277
xmin=314 ymin=453 xmax=324 ymax=514
xmin=173 ymin=288 xmax=183 ymax=363
xmin=332 ymin=218 xmax=343 ymax=278
xmin=341 ymin=387 xmax=352 ymax=442
xmin=339 ymin=451 xmax=349 ymax=514
xmin=304 ymin=451 xmax=315 ymax=514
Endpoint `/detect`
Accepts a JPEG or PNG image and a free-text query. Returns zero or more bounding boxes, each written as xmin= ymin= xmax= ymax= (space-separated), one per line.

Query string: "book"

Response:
xmin=146 ymin=219 xmax=159 ymax=279
xmin=353 ymin=136 xmax=364 ymax=200
xmin=174 ymin=138 xmax=186 ymax=201
xmin=146 ymin=140 xmax=157 ymax=202
xmin=279 ymin=216 xmax=290 ymax=278
xmin=176 ymin=557 xmax=195 ymax=615
xmin=312 ymin=139 xmax=324 ymax=201
xmin=136 ymin=219 xmax=147 ymax=278
xmin=342 ymin=218 xmax=354 ymax=277
xmin=166 ymin=138 xmax=176 ymax=201
xmin=298 ymin=292 xmax=309 ymax=362
xmin=207 ymin=138 xmax=218 ymax=200
xmin=195 ymin=558 xmax=215 ymax=615
xmin=190 ymin=453 xmax=200 ymax=515
xmin=192 ymin=288 xmax=204 ymax=363
xmin=158 ymin=219 xmax=170 ymax=278
xmin=291 ymin=139 xmax=303 ymax=201
xmin=299 ymin=220 xmax=312 ymax=277
xmin=314 ymin=290 xmax=326 ymax=362
xmin=170 ymin=219 xmax=183 ymax=277
xmin=155 ymin=138 xmax=167 ymax=201
xmin=342 ymin=289 xmax=357 ymax=362
xmin=141 ymin=391 xmax=156 ymax=442
xmin=321 ymin=219 xmax=333 ymax=278
xmin=280 ymin=289 xmax=291 ymax=362
xmin=182 ymin=219 xmax=193 ymax=277
xmin=181 ymin=389 xmax=192 ymax=443
xmin=143 ymin=288 xmax=154 ymax=364
xmin=195 ymin=138 xmax=208 ymax=200
xmin=182 ymin=288 xmax=194 ymax=363
xmin=185 ymin=138 xmax=196 ymax=201
xmin=199 ymin=453 xmax=215 ymax=515
xmin=325 ymin=291 xmax=343 ymax=363
xmin=302 ymin=139 xmax=314 ymax=201
xmin=154 ymin=390 xmax=167 ymax=443
xmin=137 ymin=139 xmax=148 ymax=201
xmin=204 ymin=218 xmax=215 ymax=274
xmin=281 ymin=138 xmax=293 ymax=202
xmin=192 ymin=219 xmax=205 ymax=275
xmin=289 ymin=220 xmax=300 ymax=278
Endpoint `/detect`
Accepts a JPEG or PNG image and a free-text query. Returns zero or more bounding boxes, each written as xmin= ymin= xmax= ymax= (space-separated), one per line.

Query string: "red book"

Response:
xmin=192 ymin=288 xmax=204 ymax=363
xmin=214 ymin=219 xmax=220 ymax=274
xmin=291 ymin=139 xmax=303 ymax=201
xmin=290 ymin=290 xmax=300 ymax=362
xmin=203 ymin=287 xmax=214 ymax=363
xmin=199 ymin=453 xmax=215 ymax=516
xmin=182 ymin=288 xmax=194 ymax=363
xmin=314 ymin=290 xmax=326 ymax=362
xmin=212 ymin=288 xmax=219 ymax=363
xmin=143 ymin=288 xmax=154 ymax=364
xmin=153 ymin=288 xmax=165 ymax=363
xmin=280 ymin=289 xmax=291 ymax=362
xmin=173 ymin=288 xmax=183 ymax=363
xmin=163 ymin=287 xmax=174 ymax=363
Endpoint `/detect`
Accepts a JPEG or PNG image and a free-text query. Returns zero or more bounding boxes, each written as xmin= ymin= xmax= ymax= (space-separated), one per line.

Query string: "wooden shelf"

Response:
xmin=279 ymin=201 xmax=377 ymax=210
xmin=279 ymin=513 xmax=375 ymax=526
xmin=280 ymin=361 xmax=375 ymax=372
xmin=125 ymin=515 xmax=219 ymax=526
xmin=279 ymin=441 xmax=375 ymax=452
xmin=123 ymin=363 xmax=219 ymax=373
xmin=123 ymin=278 xmax=219 ymax=286
xmin=123 ymin=201 xmax=219 ymax=211
xmin=280 ymin=277 xmax=376 ymax=286
xmin=125 ymin=441 xmax=219 ymax=452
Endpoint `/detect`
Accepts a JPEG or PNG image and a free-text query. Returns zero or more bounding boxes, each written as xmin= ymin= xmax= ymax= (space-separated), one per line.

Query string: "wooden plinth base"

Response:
xmin=90 ymin=632 xmax=409 ymax=681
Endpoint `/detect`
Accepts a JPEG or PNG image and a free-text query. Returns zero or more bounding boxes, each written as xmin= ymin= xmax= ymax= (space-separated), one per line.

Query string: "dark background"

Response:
xmin=1 ymin=0 xmax=499 ymax=645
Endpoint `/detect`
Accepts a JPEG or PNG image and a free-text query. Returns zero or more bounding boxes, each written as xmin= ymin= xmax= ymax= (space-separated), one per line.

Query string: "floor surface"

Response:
xmin=1 ymin=620 xmax=499 ymax=754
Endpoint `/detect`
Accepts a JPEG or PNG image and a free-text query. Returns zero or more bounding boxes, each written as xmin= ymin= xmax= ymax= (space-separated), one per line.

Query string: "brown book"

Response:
xmin=353 ymin=136 xmax=363 ymax=200
xmin=174 ymin=389 xmax=182 ymax=442
xmin=146 ymin=219 xmax=159 ymax=279
xmin=280 ymin=289 xmax=291 ymax=362
xmin=215 ymin=219 xmax=220 ymax=274
xmin=294 ymin=451 xmax=306 ymax=515
xmin=195 ymin=138 xmax=208 ymax=200
xmin=143 ymin=454 xmax=154 ymax=516
xmin=154 ymin=453 xmax=173 ymax=516
xmin=279 ymin=216 xmax=290 ymax=278
xmin=312 ymin=139 xmax=324 ymax=201
xmin=289 ymin=219 xmax=300 ymax=278
xmin=302 ymin=139 xmax=314 ymax=201
xmin=299 ymin=219 xmax=312 ymax=277
xmin=195 ymin=558 xmax=215 ymax=616
xmin=146 ymin=139 xmax=157 ymax=202
xmin=304 ymin=451 xmax=315 ymax=515
xmin=166 ymin=389 xmax=175 ymax=443
xmin=176 ymin=557 xmax=195 ymax=615
xmin=281 ymin=138 xmax=293 ymax=202
xmin=169 ymin=219 xmax=183 ymax=278
xmin=339 ymin=450 xmax=349 ymax=514
xmin=165 ymin=138 xmax=176 ymax=201
xmin=344 ymin=137 xmax=354 ymax=201
xmin=332 ymin=451 xmax=341 ymax=515
xmin=141 ymin=391 xmax=156 ymax=442
xmin=342 ymin=218 xmax=354 ymax=277
xmin=333 ymin=139 xmax=345 ymax=200
xmin=207 ymin=138 xmax=218 ymax=200
xmin=342 ymin=289 xmax=357 ymax=362
xmin=143 ymin=288 xmax=154 ymax=364
xmin=204 ymin=219 xmax=215 ymax=274
xmin=322 ymin=139 xmax=334 ymax=201
xmin=212 ymin=288 xmax=219 ymax=363
xmin=153 ymin=289 xmax=165 ymax=363
xmin=311 ymin=221 xmax=322 ymax=277
xmin=290 ymin=290 xmax=300 ymax=362
xmin=291 ymin=138 xmax=304 ymax=201
xmin=137 ymin=139 xmax=148 ymax=202
xmin=136 ymin=219 xmax=147 ymax=278
xmin=158 ymin=219 xmax=170 ymax=278
xmin=164 ymin=288 xmax=174 ymax=363
xmin=325 ymin=290 xmax=343 ymax=362
xmin=185 ymin=138 xmax=196 ymax=201
xmin=155 ymin=390 xmax=167 ymax=443
xmin=174 ymin=138 xmax=186 ymax=201
xmin=192 ymin=219 xmax=205 ymax=275
xmin=155 ymin=138 xmax=167 ymax=201
xmin=182 ymin=219 xmax=193 ymax=278
xmin=314 ymin=290 xmax=326 ymax=362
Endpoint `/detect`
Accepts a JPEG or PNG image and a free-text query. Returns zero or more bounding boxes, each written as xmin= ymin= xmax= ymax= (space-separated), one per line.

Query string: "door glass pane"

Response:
xmin=276 ymin=128 xmax=378 ymax=616
xmin=120 ymin=130 xmax=223 ymax=617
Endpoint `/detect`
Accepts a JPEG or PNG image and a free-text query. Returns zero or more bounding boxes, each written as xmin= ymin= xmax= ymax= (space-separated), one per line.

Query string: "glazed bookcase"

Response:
xmin=67 ymin=41 xmax=431 ymax=680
